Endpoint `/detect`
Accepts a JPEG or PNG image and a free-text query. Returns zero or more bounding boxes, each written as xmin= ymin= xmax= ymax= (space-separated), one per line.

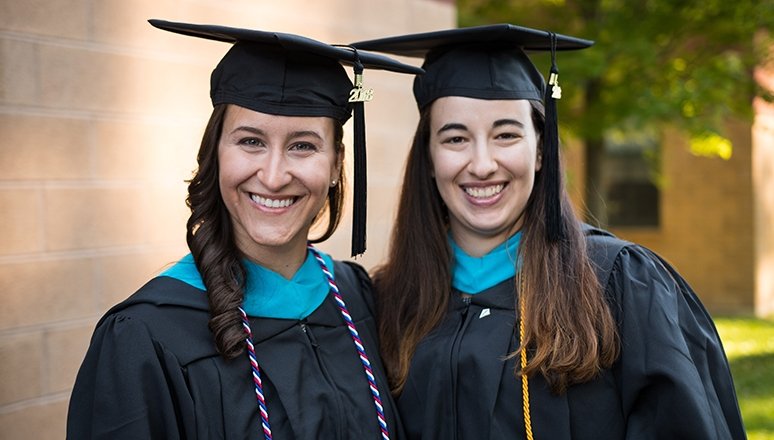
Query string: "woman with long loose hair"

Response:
xmin=67 ymin=20 xmax=421 ymax=439
xmin=354 ymin=25 xmax=745 ymax=439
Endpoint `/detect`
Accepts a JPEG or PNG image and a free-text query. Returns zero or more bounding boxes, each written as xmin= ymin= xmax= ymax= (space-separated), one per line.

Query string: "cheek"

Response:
xmin=216 ymin=150 xmax=230 ymax=190
xmin=217 ymin=148 xmax=253 ymax=206
xmin=524 ymin=152 xmax=539 ymax=175
xmin=217 ymin=152 xmax=239 ymax=190
xmin=217 ymin=165 xmax=238 ymax=210
xmin=302 ymin=159 xmax=337 ymax=194
xmin=429 ymin=148 xmax=456 ymax=183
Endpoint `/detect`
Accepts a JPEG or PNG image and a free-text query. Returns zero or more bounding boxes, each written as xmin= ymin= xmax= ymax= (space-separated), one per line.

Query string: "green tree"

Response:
xmin=458 ymin=0 xmax=774 ymax=224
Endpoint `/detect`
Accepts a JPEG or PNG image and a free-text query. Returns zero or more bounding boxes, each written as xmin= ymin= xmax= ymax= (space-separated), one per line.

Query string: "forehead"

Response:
xmin=222 ymin=104 xmax=336 ymax=132
xmin=429 ymin=97 xmax=534 ymax=127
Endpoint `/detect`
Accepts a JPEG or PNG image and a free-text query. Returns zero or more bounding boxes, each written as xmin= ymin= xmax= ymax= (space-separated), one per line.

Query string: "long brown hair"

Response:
xmin=372 ymin=100 xmax=619 ymax=394
xmin=186 ymin=104 xmax=345 ymax=359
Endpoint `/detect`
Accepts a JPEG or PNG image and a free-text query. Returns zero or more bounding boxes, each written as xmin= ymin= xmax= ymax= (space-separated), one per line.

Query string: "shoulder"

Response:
xmin=99 ymin=276 xmax=208 ymax=324
xmin=581 ymin=224 xmax=676 ymax=283
xmin=581 ymin=224 xmax=694 ymax=308
xmin=93 ymin=276 xmax=217 ymax=364
xmin=334 ymin=259 xmax=372 ymax=287
xmin=583 ymin=227 xmax=709 ymax=327
xmin=582 ymin=224 xmax=635 ymax=288
xmin=332 ymin=259 xmax=376 ymax=316
xmin=582 ymin=224 xmax=631 ymax=259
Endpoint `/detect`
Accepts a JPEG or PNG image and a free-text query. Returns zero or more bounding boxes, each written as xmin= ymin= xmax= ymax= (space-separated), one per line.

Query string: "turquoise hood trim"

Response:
xmin=161 ymin=250 xmax=334 ymax=319
xmin=450 ymin=232 xmax=521 ymax=294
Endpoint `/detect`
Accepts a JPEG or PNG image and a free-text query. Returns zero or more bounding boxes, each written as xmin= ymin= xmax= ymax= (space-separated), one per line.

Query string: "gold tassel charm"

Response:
xmin=349 ymin=73 xmax=374 ymax=102
xmin=548 ymin=72 xmax=562 ymax=100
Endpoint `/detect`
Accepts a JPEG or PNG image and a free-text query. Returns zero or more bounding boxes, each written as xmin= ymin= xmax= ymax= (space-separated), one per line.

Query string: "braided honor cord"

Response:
xmin=308 ymin=245 xmax=390 ymax=440
xmin=239 ymin=246 xmax=390 ymax=440
xmin=519 ymin=272 xmax=534 ymax=440
xmin=239 ymin=306 xmax=272 ymax=440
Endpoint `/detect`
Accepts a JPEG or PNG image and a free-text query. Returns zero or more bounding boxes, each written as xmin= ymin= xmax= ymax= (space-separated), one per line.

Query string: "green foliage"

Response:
xmin=715 ymin=317 xmax=774 ymax=440
xmin=690 ymin=131 xmax=733 ymax=159
xmin=458 ymin=0 xmax=774 ymax=143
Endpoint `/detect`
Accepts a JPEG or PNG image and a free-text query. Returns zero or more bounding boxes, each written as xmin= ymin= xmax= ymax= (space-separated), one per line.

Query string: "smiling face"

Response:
xmin=218 ymin=105 xmax=342 ymax=266
xmin=428 ymin=96 xmax=541 ymax=256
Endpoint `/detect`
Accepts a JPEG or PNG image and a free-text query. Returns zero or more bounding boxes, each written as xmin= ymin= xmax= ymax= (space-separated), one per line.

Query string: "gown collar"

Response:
xmin=450 ymin=232 xmax=521 ymax=294
xmin=161 ymin=249 xmax=334 ymax=319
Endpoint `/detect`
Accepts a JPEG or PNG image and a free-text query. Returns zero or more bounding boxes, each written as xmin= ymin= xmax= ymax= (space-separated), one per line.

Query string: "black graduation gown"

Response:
xmin=67 ymin=260 xmax=403 ymax=440
xmin=397 ymin=231 xmax=746 ymax=440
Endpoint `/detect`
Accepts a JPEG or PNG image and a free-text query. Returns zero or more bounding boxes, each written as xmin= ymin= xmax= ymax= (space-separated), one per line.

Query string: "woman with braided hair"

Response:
xmin=67 ymin=19 xmax=420 ymax=439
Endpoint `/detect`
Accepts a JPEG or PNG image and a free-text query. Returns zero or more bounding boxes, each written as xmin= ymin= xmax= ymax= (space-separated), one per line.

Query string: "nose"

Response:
xmin=257 ymin=149 xmax=292 ymax=190
xmin=467 ymin=140 xmax=498 ymax=178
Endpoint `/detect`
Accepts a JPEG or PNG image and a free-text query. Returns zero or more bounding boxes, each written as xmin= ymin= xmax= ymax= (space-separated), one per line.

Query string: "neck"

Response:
xmin=450 ymin=227 xmax=522 ymax=258
xmin=449 ymin=217 xmax=524 ymax=258
xmin=452 ymin=235 xmax=501 ymax=258
xmin=239 ymin=239 xmax=308 ymax=280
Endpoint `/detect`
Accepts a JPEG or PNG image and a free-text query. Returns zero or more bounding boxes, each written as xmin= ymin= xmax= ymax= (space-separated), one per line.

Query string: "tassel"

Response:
xmin=352 ymin=99 xmax=367 ymax=256
xmin=543 ymin=33 xmax=564 ymax=243
xmin=350 ymin=53 xmax=368 ymax=256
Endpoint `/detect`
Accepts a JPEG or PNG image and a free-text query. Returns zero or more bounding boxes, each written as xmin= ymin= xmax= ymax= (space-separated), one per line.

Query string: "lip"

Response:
xmin=249 ymin=192 xmax=299 ymax=212
xmin=460 ymin=182 xmax=507 ymax=207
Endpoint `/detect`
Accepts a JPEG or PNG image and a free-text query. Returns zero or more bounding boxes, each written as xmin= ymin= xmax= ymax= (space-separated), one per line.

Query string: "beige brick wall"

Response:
xmin=611 ymin=122 xmax=755 ymax=315
xmin=0 ymin=1 xmax=455 ymax=438
xmin=561 ymin=125 xmax=757 ymax=316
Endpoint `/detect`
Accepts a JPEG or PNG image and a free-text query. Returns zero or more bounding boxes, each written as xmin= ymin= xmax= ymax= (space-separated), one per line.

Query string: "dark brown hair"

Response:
xmin=372 ymin=100 xmax=619 ymax=394
xmin=186 ymin=104 xmax=345 ymax=359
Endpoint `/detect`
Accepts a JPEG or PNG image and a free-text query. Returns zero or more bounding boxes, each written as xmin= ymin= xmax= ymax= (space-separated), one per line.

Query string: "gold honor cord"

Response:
xmin=519 ymin=273 xmax=534 ymax=440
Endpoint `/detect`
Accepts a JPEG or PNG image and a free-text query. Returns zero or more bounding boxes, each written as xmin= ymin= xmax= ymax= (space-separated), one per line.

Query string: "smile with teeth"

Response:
xmin=463 ymin=184 xmax=504 ymax=199
xmin=251 ymin=194 xmax=297 ymax=209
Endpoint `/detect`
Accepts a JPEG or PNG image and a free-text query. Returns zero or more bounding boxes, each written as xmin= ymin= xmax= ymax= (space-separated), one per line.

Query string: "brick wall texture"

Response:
xmin=609 ymin=123 xmax=755 ymax=314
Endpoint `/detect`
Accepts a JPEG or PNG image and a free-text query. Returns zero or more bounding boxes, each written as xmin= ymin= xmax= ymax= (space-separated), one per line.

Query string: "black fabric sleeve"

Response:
xmin=66 ymin=314 xmax=191 ymax=440
xmin=609 ymin=246 xmax=746 ymax=440
xmin=339 ymin=260 xmax=377 ymax=316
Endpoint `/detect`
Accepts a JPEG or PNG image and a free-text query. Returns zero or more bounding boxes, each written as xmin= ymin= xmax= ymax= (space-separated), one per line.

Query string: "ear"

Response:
xmin=535 ymin=143 xmax=543 ymax=172
xmin=334 ymin=144 xmax=344 ymax=180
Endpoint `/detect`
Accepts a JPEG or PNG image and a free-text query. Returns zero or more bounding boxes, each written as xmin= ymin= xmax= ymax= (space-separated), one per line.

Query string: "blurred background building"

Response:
xmin=0 ymin=0 xmax=771 ymax=438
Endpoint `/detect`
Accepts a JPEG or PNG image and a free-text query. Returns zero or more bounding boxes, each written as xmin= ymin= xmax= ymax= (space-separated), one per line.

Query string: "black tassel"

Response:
xmin=543 ymin=33 xmax=564 ymax=243
xmin=350 ymin=53 xmax=367 ymax=257
xmin=352 ymin=99 xmax=367 ymax=256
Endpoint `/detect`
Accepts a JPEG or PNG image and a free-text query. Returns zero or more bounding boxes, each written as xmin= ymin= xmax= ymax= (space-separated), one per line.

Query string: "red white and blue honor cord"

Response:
xmin=239 ymin=244 xmax=390 ymax=440
xmin=309 ymin=245 xmax=390 ymax=440
xmin=239 ymin=306 xmax=272 ymax=439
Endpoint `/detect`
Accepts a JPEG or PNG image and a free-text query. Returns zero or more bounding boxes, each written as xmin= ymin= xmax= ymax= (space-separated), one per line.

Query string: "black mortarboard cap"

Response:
xmin=352 ymin=25 xmax=593 ymax=243
xmin=150 ymin=19 xmax=423 ymax=256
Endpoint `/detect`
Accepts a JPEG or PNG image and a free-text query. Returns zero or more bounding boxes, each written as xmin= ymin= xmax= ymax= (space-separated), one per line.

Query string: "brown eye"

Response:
xmin=239 ymin=137 xmax=262 ymax=147
xmin=289 ymin=142 xmax=318 ymax=152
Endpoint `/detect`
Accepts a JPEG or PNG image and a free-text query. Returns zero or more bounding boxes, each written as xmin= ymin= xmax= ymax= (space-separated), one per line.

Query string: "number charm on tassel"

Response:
xmin=548 ymin=72 xmax=562 ymax=100
xmin=349 ymin=73 xmax=374 ymax=102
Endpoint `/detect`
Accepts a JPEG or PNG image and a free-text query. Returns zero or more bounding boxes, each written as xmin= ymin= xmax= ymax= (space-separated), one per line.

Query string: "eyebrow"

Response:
xmin=288 ymin=130 xmax=325 ymax=141
xmin=436 ymin=123 xmax=468 ymax=135
xmin=492 ymin=119 xmax=525 ymax=129
xmin=229 ymin=126 xmax=324 ymax=141
xmin=230 ymin=126 xmax=266 ymax=136
xmin=436 ymin=119 xmax=525 ymax=135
